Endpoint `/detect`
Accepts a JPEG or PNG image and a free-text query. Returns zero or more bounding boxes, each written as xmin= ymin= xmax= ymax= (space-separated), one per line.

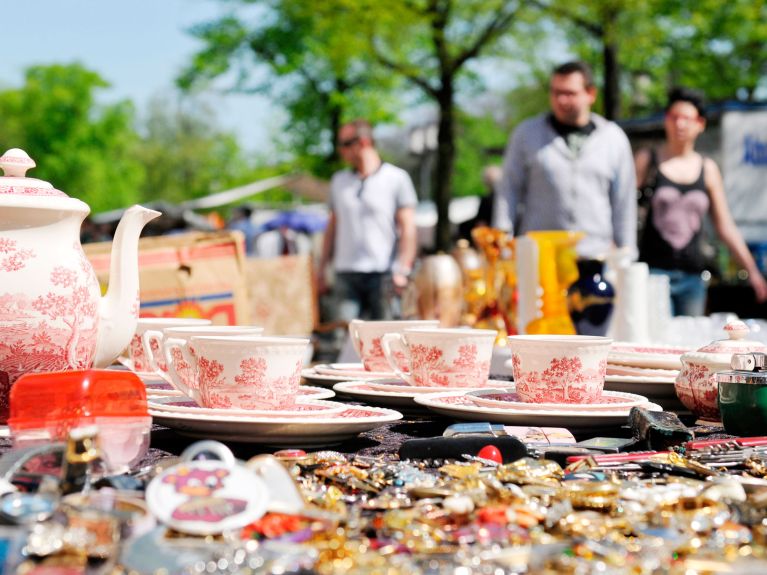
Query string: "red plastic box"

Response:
xmin=8 ymin=369 xmax=151 ymax=473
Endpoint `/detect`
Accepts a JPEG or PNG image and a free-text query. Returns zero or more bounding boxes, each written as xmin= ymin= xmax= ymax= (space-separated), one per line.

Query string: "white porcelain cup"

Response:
xmin=507 ymin=335 xmax=612 ymax=403
xmin=143 ymin=325 xmax=264 ymax=387
xmin=349 ymin=319 xmax=440 ymax=372
xmin=163 ymin=336 xmax=310 ymax=410
xmin=127 ymin=318 xmax=212 ymax=373
xmin=381 ymin=327 xmax=497 ymax=387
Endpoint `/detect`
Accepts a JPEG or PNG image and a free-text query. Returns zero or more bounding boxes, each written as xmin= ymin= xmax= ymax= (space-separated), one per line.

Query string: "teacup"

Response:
xmin=507 ymin=335 xmax=611 ymax=403
xmin=143 ymin=325 xmax=265 ymax=387
xmin=163 ymin=336 xmax=310 ymax=410
xmin=349 ymin=319 xmax=440 ymax=372
xmin=126 ymin=318 xmax=211 ymax=373
xmin=381 ymin=328 xmax=497 ymax=387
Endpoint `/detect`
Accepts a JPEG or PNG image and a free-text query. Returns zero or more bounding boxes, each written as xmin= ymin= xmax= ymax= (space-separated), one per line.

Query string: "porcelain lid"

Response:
xmin=681 ymin=320 xmax=767 ymax=364
xmin=0 ymin=148 xmax=68 ymax=198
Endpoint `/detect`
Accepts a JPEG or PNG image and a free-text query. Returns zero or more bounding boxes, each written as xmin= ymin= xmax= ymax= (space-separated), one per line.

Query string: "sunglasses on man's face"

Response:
xmin=338 ymin=136 xmax=359 ymax=148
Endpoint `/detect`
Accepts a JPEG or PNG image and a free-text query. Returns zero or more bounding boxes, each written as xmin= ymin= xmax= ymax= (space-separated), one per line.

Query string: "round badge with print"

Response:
xmin=146 ymin=459 xmax=268 ymax=535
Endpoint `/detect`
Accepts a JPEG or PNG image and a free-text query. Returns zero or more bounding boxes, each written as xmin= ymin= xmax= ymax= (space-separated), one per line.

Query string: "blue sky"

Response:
xmin=1 ymin=0 xmax=279 ymax=152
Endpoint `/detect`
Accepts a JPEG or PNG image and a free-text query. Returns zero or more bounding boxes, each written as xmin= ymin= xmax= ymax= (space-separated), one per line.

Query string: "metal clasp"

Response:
xmin=731 ymin=352 xmax=767 ymax=371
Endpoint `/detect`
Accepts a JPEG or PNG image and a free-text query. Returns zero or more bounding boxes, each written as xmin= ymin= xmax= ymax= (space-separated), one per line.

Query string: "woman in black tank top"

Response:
xmin=635 ymin=88 xmax=767 ymax=316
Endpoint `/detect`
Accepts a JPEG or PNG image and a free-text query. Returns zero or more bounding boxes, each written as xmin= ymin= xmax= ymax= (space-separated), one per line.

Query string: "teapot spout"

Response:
xmin=93 ymin=205 xmax=161 ymax=368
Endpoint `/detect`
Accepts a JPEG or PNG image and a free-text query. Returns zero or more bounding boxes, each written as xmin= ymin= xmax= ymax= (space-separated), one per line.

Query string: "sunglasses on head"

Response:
xmin=338 ymin=136 xmax=359 ymax=148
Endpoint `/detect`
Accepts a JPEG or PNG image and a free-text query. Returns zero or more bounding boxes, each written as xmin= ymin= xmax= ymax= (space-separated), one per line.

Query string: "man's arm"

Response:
xmin=393 ymin=206 xmax=416 ymax=289
xmin=610 ymin=130 xmax=638 ymax=256
xmin=493 ymin=126 xmax=526 ymax=234
xmin=317 ymin=210 xmax=336 ymax=295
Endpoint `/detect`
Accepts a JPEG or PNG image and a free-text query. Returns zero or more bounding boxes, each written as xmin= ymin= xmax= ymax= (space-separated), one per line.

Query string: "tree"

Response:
xmin=135 ymin=95 xmax=255 ymax=204
xmin=179 ymin=1 xmax=400 ymax=177
xmin=536 ymin=0 xmax=767 ymax=119
xmin=657 ymin=0 xmax=767 ymax=103
xmin=353 ymin=0 xmax=525 ymax=251
xmin=531 ymin=0 xmax=660 ymax=120
xmin=0 ymin=64 xmax=144 ymax=212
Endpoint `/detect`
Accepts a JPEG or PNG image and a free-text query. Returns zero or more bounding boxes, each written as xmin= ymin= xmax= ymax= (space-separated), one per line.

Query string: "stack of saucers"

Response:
xmin=605 ymin=342 xmax=690 ymax=405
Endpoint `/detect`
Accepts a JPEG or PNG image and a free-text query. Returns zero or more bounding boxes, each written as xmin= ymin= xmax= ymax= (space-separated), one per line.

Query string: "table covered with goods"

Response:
xmin=2 ymin=147 xmax=767 ymax=573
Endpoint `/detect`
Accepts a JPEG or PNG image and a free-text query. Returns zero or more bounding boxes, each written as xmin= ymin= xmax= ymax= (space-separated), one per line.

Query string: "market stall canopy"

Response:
xmin=182 ymin=173 xmax=329 ymax=210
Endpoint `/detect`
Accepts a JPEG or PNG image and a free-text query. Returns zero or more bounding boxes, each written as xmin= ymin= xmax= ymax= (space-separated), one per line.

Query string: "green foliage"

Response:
xmin=0 ymin=63 xmax=270 ymax=214
xmin=135 ymin=96 xmax=255 ymax=204
xmin=179 ymin=0 xmax=401 ymax=176
xmin=541 ymin=0 xmax=767 ymax=117
xmin=0 ymin=63 xmax=144 ymax=212
xmin=453 ymin=112 xmax=508 ymax=198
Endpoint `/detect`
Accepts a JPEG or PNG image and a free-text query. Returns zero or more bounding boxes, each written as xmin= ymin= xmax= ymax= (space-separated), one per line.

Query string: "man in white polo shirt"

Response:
xmin=318 ymin=119 xmax=418 ymax=320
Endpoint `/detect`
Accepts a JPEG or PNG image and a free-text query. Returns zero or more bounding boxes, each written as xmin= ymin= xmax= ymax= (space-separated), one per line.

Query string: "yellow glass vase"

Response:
xmin=523 ymin=230 xmax=584 ymax=335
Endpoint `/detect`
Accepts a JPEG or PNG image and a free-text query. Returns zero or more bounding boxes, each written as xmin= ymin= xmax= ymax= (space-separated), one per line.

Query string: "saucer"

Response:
xmin=149 ymin=405 xmax=403 ymax=446
xmin=138 ymin=373 xmax=183 ymax=397
xmin=147 ymin=384 xmax=336 ymax=401
xmin=608 ymin=343 xmax=689 ymax=370
xmin=117 ymin=357 xmax=162 ymax=379
xmin=332 ymin=380 xmax=481 ymax=410
xmin=313 ymin=363 xmax=396 ymax=380
xmin=603 ymin=374 xmax=677 ymax=397
xmin=147 ymin=397 xmax=347 ymax=418
xmin=301 ymin=368 xmax=354 ymax=387
xmin=364 ymin=378 xmax=511 ymax=394
xmin=414 ymin=391 xmax=662 ymax=429
xmin=466 ymin=388 xmax=650 ymax=412
xmin=606 ymin=364 xmax=679 ymax=378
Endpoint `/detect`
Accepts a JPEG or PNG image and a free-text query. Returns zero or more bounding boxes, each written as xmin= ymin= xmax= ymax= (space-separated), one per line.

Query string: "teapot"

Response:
xmin=0 ymin=148 xmax=160 ymax=416
xmin=675 ymin=320 xmax=767 ymax=421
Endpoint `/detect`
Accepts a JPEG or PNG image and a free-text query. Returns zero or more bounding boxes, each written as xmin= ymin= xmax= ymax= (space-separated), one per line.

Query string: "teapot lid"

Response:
xmin=687 ymin=320 xmax=767 ymax=357
xmin=0 ymin=148 xmax=68 ymax=198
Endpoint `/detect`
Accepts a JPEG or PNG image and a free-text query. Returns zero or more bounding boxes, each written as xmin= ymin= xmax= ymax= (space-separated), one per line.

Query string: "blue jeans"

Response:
xmin=334 ymin=272 xmax=395 ymax=321
xmin=650 ymin=268 xmax=708 ymax=317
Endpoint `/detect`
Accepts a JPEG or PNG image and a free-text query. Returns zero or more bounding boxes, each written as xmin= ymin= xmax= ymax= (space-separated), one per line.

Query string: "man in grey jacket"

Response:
xmin=493 ymin=61 xmax=636 ymax=259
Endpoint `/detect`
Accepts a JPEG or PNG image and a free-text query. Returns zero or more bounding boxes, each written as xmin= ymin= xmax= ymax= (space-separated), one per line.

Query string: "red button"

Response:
xmin=477 ymin=445 xmax=503 ymax=464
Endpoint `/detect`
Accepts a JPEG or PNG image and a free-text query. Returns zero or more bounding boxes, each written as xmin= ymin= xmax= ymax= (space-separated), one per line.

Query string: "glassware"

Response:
xmin=524 ymin=230 xmax=584 ymax=335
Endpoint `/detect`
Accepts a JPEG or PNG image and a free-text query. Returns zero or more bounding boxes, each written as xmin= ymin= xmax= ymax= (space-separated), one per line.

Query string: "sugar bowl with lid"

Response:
xmin=675 ymin=320 xmax=767 ymax=420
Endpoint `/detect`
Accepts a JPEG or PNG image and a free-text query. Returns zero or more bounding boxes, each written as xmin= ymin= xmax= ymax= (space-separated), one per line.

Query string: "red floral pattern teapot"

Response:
xmin=0 ymin=148 xmax=159 ymax=420
xmin=675 ymin=320 xmax=767 ymax=420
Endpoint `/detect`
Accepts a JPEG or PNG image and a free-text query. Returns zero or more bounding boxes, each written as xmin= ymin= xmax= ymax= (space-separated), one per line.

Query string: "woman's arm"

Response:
xmin=706 ymin=157 xmax=767 ymax=302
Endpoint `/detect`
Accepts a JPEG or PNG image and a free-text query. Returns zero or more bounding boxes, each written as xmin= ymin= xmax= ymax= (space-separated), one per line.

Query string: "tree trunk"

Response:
xmin=434 ymin=80 xmax=455 ymax=252
xmin=601 ymin=5 xmax=620 ymax=121
xmin=603 ymin=40 xmax=620 ymax=120
xmin=328 ymin=78 xmax=347 ymax=163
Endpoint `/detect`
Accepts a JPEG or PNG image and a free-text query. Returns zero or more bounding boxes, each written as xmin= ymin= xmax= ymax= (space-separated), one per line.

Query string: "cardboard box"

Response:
xmin=84 ymin=231 xmax=250 ymax=325
xmin=244 ymin=254 xmax=316 ymax=335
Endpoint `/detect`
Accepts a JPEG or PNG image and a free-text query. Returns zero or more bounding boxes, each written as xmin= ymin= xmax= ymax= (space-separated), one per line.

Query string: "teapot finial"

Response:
xmin=0 ymin=148 xmax=36 ymax=178
xmin=724 ymin=320 xmax=750 ymax=341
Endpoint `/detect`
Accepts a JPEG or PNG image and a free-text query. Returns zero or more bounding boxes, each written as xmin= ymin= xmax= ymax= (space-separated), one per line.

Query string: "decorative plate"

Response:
xmin=466 ymin=388 xmax=650 ymax=412
xmin=150 ymin=406 xmax=402 ymax=447
xmin=147 ymin=397 xmax=347 ymax=418
xmin=414 ymin=391 xmax=662 ymax=429
xmin=608 ymin=343 xmax=689 ymax=370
